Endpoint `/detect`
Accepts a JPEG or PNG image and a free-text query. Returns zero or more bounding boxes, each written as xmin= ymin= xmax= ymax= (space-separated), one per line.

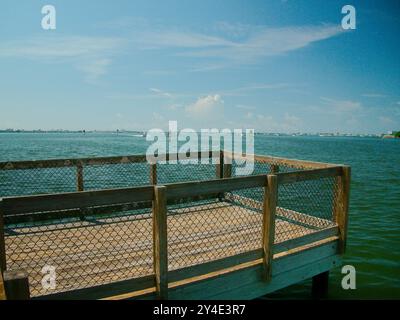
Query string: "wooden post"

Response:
xmin=3 ymin=270 xmax=30 ymax=300
xmin=150 ymin=163 xmax=157 ymax=185
xmin=223 ymin=163 xmax=232 ymax=178
xmin=262 ymin=174 xmax=277 ymax=281
xmin=0 ymin=270 xmax=6 ymax=300
xmin=0 ymin=201 xmax=6 ymax=273
xmin=153 ymin=186 xmax=168 ymax=299
xmin=76 ymin=163 xmax=84 ymax=191
xmin=216 ymin=150 xmax=224 ymax=179
xmin=312 ymin=271 xmax=329 ymax=299
xmin=334 ymin=166 xmax=351 ymax=254
xmin=270 ymin=164 xmax=279 ymax=174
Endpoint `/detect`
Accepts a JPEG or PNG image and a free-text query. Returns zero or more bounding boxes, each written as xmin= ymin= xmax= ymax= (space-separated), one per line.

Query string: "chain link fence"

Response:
xmin=0 ymin=152 xmax=341 ymax=298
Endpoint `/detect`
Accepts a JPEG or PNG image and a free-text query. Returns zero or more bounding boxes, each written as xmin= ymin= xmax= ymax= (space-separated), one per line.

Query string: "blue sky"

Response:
xmin=0 ymin=0 xmax=399 ymax=133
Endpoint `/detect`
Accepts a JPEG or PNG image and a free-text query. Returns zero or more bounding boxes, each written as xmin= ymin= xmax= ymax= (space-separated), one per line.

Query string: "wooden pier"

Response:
xmin=0 ymin=151 xmax=350 ymax=300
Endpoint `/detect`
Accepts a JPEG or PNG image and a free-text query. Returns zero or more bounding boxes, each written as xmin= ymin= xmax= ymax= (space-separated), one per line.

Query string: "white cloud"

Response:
xmin=0 ymin=35 xmax=125 ymax=82
xmin=149 ymin=88 xmax=174 ymax=98
xmin=141 ymin=24 xmax=344 ymax=64
xmin=186 ymin=94 xmax=224 ymax=117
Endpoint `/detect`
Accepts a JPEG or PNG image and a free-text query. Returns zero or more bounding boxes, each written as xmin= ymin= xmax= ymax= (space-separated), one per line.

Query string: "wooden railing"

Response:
xmin=0 ymin=153 xmax=350 ymax=300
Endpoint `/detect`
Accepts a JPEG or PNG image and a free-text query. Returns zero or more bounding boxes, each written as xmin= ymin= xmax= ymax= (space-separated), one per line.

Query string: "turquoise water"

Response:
xmin=0 ymin=132 xmax=399 ymax=299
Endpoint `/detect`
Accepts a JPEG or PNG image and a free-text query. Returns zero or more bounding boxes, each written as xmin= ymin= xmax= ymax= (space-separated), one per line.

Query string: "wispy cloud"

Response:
xmin=149 ymin=88 xmax=174 ymax=98
xmin=137 ymin=24 xmax=344 ymax=67
xmin=362 ymin=93 xmax=388 ymax=98
xmin=320 ymin=97 xmax=363 ymax=113
xmin=0 ymin=35 xmax=125 ymax=82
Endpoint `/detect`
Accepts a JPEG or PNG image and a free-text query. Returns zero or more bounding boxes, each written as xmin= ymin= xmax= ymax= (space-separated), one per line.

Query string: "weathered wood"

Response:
xmin=0 ymin=201 xmax=6 ymax=272
xmin=150 ymin=163 xmax=157 ymax=185
xmin=38 ymin=275 xmax=155 ymax=300
xmin=3 ymin=269 xmax=30 ymax=300
xmin=334 ymin=166 xmax=351 ymax=254
xmin=215 ymin=150 xmax=224 ymax=179
xmin=169 ymin=249 xmax=263 ymax=283
xmin=0 ymin=271 xmax=5 ymax=300
xmin=6 ymin=201 xmax=326 ymax=297
xmin=153 ymin=186 xmax=168 ymax=299
xmin=223 ymin=151 xmax=340 ymax=169
xmin=162 ymin=241 xmax=338 ymax=300
xmin=270 ymin=164 xmax=279 ymax=174
xmin=312 ymin=271 xmax=329 ymax=299
xmin=105 ymin=239 xmax=339 ymax=300
xmin=166 ymin=174 xmax=266 ymax=200
xmin=274 ymin=227 xmax=338 ymax=254
xmin=0 ymin=154 xmax=148 ymax=171
xmin=2 ymin=185 xmax=154 ymax=216
xmin=262 ymin=175 xmax=277 ymax=281
xmin=223 ymin=163 xmax=232 ymax=178
xmin=76 ymin=164 xmax=84 ymax=191
xmin=277 ymin=166 xmax=342 ymax=184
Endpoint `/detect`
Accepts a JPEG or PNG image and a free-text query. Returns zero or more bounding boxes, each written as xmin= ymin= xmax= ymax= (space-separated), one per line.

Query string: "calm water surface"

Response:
xmin=0 ymin=132 xmax=399 ymax=299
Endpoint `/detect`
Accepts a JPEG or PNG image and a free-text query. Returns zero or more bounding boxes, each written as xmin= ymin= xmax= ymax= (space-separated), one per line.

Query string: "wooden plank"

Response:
xmin=3 ymin=269 xmax=30 ymax=300
xmin=166 ymin=174 xmax=266 ymax=200
xmin=37 ymin=275 xmax=155 ymax=300
xmin=206 ymin=255 xmax=340 ymax=300
xmin=223 ymin=150 xmax=340 ymax=169
xmin=4 ymin=201 xmax=153 ymax=224
xmin=274 ymin=226 xmax=338 ymax=254
xmin=153 ymin=186 xmax=168 ymax=299
xmin=277 ymin=166 xmax=342 ymax=184
xmin=2 ymin=185 xmax=154 ymax=216
xmin=262 ymin=175 xmax=277 ymax=281
xmin=0 ymin=201 xmax=6 ymax=272
xmin=0 ymin=154 xmax=148 ymax=171
xmin=164 ymin=240 xmax=339 ymax=300
xmin=334 ymin=166 xmax=351 ymax=254
xmin=150 ymin=163 xmax=157 ymax=185
xmin=108 ymin=239 xmax=339 ymax=300
xmin=76 ymin=164 xmax=84 ymax=191
xmin=168 ymin=249 xmax=263 ymax=283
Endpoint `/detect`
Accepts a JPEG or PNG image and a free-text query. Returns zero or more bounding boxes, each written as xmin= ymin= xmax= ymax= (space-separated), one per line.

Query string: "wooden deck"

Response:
xmin=5 ymin=201 xmax=335 ymax=297
xmin=0 ymin=151 xmax=350 ymax=300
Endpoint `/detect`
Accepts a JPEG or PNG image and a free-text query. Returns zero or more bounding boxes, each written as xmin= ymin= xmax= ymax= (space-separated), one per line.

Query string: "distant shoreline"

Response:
xmin=0 ymin=130 xmax=386 ymax=138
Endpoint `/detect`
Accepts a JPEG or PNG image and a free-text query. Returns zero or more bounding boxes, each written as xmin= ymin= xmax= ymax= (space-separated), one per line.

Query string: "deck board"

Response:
xmin=4 ymin=201 xmax=333 ymax=297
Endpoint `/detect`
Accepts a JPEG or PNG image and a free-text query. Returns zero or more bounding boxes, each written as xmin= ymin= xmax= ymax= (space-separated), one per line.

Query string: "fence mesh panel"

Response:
xmin=84 ymin=162 xmax=151 ymax=190
xmin=4 ymin=203 xmax=153 ymax=297
xmin=275 ymin=176 xmax=338 ymax=242
xmin=166 ymin=186 xmax=264 ymax=271
xmin=0 ymin=167 xmax=76 ymax=197
xmin=0 ymin=154 xmax=340 ymax=297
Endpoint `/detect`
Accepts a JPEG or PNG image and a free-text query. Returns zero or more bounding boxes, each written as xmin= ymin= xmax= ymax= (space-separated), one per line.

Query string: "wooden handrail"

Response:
xmin=223 ymin=151 xmax=343 ymax=169
xmin=276 ymin=166 xmax=343 ymax=184
xmin=165 ymin=174 xmax=267 ymax=199
xmin=1 ymin=185 xmax=154 ymax=216
xmin=0 ymin=151 xmax=220 ymax=171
